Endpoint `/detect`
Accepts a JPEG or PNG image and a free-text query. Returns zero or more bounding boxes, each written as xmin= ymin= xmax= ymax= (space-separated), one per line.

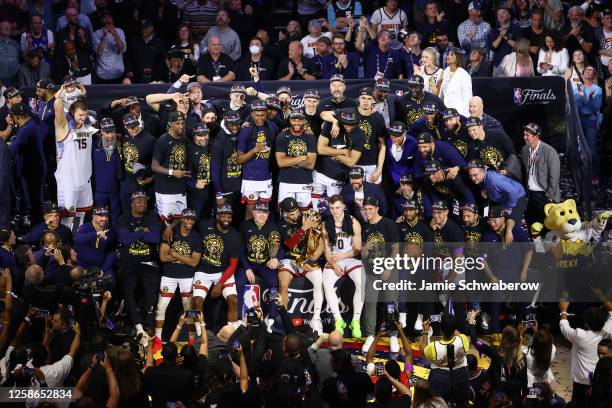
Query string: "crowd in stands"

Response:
xmin=0 ymin=0 xmax=611 ymax=407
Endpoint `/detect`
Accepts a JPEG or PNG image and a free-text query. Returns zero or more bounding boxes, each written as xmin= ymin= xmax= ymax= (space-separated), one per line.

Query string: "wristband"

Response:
xmin=173 ymin=80 xmax=183 ymax=89
xmin=560 ymin=312 xmax=574 ymax=316
xmin=169 ymin=169 xmax=173 ymax=176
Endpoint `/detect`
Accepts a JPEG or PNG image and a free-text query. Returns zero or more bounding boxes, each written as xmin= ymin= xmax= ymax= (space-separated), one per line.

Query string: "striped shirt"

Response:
xmin=183 ymin=1 xmax=219 ymax=31
xmin=457 ymin=19 xmax=491 ymax=52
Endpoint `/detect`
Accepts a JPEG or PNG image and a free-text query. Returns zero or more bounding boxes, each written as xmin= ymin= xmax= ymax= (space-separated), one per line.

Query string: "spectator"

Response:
xmin=182 ymin=0 xmax=220 ymax=40
xmin=561 ymin=6 xmax=596 ymax=60
xmin=414 ymin=47 xmax=443 ymax=94
xmin=327 ymin=0 xmax=363 ymax=34
xmin=494 ymin=38 xmax=534 ymax=77
xmin=276 ymin=20 xmax=303 ymax=57
xmin=55 ymin=8 xmax=92 ymax=56
xmin=435 ymin=30 xmax=451 ymax=69
xmin=467 ymin=47 xmax=491 ymax=77
xmin=537 ymin=31 xmax=569 ymax=76
xmin=573 ymin=65 xmax=603 ymax=179
xmin=541 ymin=0 xmax=564 ymax=31
xmin=321 ymin=348 xmax=374 ymax=407
xmin=125 ymin=19 xmax=166 ymax=84
xmin=143 ymin=342 xmax=195 ymax=408
xmin=226 ymin=0 xmax=257 ymax=52
xmin=256 ymin=28 xmax=282 ymax=71
xmin=30 ymin=323 xmax=81 ymax=387
xmin=0 ymin=20 xmax=20 ymax=87
xmin=170 ymin=24 xmax=200 ymax=68
xmin=417 ymin=1 xmax=454 ymax=47
xmin=236 ymin=37 xmax=276 ymax=81
xmin=56 ymin=2 xmax=94 ymax=39
xmin=439 ymin=48 xmax=472 ymax=117
xmin=92 ymin=13 xmax=126 ymax=83
xmin=301 ymin=19 xmax=332 ymax=59
xmin=163 ymin=48 xmax=197 ymax=83
xmin=370 ymin=0 xmax=409 ymax=46
xmin=88 ymin=0 xmax=111 ymax=31
xmin=522 ymin=8 xmax=549 ymax=67
xmin=200 ymin=10 xmax=241 ymax=62
xmin=197 ymin=35 xmax=236 ymax=82
xmin=278 ymin=40 xmax=317 ymax=80
xmin=20 ymin=14 xmax=55 ymax=63
xmin=595 ymin=9 xmax=612 ymax=79
xmin=564 ymin=48 xmax=588 ymax=92
xmin=411 ymin=380 xmax=448 ymax=407
xmin=521 ymin=323 xmax=556 ymax=400
xmin=17 ymin=50 xmax=51 ymax=88
xmin=457 ymin=2 xmax=492 ymax=55
xmin=53 ymin=40 xmax=93 ymax=85
xmin=357 ymin=28 xmax=401 ymax=80
xmin=398 ymin=30 xmax=422 ymax=78
xmin=513 ymin=0 xmax=533 ymax=29
xmin=488 ymin=8 xmax=523 ymax=68
xmin=321 ymin=34 xmax=359 ymax=79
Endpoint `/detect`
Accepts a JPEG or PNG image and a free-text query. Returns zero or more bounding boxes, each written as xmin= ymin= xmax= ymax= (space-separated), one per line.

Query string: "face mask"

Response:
xmin=249 ymin=45 xmax=261 ymax=54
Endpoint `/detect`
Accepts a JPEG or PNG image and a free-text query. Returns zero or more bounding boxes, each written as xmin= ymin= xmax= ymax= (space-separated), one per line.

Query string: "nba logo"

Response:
xmin=513 ymin=88 xmax=523 ymax=105
xmin=28 ymin=97 xmax=37 ymax=114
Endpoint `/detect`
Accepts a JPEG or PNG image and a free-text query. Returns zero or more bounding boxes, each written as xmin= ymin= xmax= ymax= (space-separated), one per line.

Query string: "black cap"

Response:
xmin=460 ymin=202 xmax=479 ymax=213
xmin=374 ymin=78 xmax=390 ymax=91
xmin=603 ymin=9 xmax=611 ymax=17
xmin=465 ymin=159 xmax=486 ymax=169
xmin=36 ymin=78 xmax=55 ymax=90
xmin=280 ymin=197 xmax=299 ymax=213
xmin=349 ymin=167 xmax=365 ymax=178
xmin=289 ymin=108 xmax=305 ymax=120
xmin=9 ymin=103 xmax=29 ymax=117
xmin=388 ymin=121 xmax=405 ymax=135
xmin=303 ymin=89 xmax=320 ymax=99
xmin=130 ymin=190 xmax=149 ymax=201
xmin=251 ymin=100 xmax=267 ymax=111
xmin=3 ymin=87 xmax=20 ymax=99
xmin=125 ymin=96 xmax=139 ymax=107
xmin=100 ymin=117 xmax=115 ymax=132
xmin=168 ymin=111 xmax=185 ymax=123
xmin=441 ymin=108 xmax=459 ymax=121
xmin=407 ymin=75 xmax=424 ymax=87
xmin=402 ymin=199 xmax=418 ymax=210
xmin=63 ymin=75 xmax=77 ymax=87
xmin=359 ymin=87 xmax=374 ymax=97
xmin=230 ymin=83 xmax=246 ymax=94
xmin=253 ymin=201 xmax=269 ymax=212
xmin=193 ymin=122 xmax=210 ymax=135
xmin=424 ymin=160 xmax=443 ymax=174
xmin=217 ymin=204 xmax=233 ymax=215
xmin=141 ymin=18 xmax=153 ymax=28
xmin=93 ymin=207 xmax=109 ymax=216
xmin=423 ymin=103 xmax=438 ymax=114
xmin=0 ymin=229 xmax=10 ymax=243
xmin=224 ymin=111 xmax=243 ymax=125
xmin=465 ymin=116 xmax=482 ymax=128
xmin=167 ymin=48 xmax=185 ymax=59
xmin=400 ymin=173 xmax=414 ymax=184
xmin=330 ymin=74 xmax=345 ymax=83
xmin=363 ymin=196 xmax=379 ymax=207
xmin=338 ymin=108 xmax=358 ymax=125
xmin=524 ymin=123 xmax=542 ymax=137
xmin=265 ymin=96 xmax=282 ymax=110
xmin=122 ymin=112 xmax=139 ymax=129
xmin=43 ymin=202 xmax=59 ymax=214
xmin=276 ymin=86 xmax=292 ymax=96
xmin=417 ymin=132 xmax=434 ymax=144
xmin=488 ymin=205 xmax=505 ymax=219
xmin=181 ymin=208 xmax=197 ymax=219
xmin=431 ymin=200 xmax=448 ymax=211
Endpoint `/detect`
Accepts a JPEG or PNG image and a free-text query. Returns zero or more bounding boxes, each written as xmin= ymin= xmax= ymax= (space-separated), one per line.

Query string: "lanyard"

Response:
xmin=376 ymin=50 xmax=392 ymax=76
xmin=529 ymin=143 xmax=539 ymax=167
xmin=212 ymin=59 xmax=221 ymax=76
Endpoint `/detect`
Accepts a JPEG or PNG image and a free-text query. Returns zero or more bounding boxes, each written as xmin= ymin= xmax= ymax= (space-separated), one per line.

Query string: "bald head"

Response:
xmin=216 ymin=324 xmax=236 ymax=343
xmin=468 ymin=96 xmax=484 ymax=117
xmin=329 ymin=331 xmax=344 ymax=350
xmin=25 ymin=265 xmax=44 ymax=285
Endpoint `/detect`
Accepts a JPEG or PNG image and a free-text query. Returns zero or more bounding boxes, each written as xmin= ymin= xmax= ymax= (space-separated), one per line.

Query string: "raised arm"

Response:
xmin=54 ymin=87 xmax=68 ymax=140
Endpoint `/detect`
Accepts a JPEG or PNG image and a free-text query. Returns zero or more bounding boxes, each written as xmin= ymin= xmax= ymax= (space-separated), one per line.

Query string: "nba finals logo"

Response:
xmin=513 ymin=88 xmax=523 ymax=105
xmin=514 ymin=88 xmax=556 ymax=106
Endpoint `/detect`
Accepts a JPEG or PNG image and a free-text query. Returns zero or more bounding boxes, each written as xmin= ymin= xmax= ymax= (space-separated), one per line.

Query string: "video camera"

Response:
xmin=73 ymin=267 xmax=112 ymax=295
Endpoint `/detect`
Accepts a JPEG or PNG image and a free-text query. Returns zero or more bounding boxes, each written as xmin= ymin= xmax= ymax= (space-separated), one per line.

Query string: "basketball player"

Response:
xmin=54 ymin=84 xmax=97 ymax=233
xmin=322 ymin=195 xmax=364 ymax=338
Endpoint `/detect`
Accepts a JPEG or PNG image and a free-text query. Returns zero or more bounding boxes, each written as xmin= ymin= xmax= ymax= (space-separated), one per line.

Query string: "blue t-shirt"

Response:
xmin=237 ymin=122 xmax=278 ymax=181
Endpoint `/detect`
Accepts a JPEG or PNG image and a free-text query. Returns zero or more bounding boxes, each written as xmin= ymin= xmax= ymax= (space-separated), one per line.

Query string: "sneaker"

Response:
xmin=481 ymin=312 xmax=490 ymax=331
xmin=414 ymin=314 xmax=423 ymax=331
xmin=335 ymin=319 xmax=347 ymax=333
xmin=362 ymin=335 xmax=375 ymax=354
xmin=349 ymin=320 xmax=362 ymax=338
xmin=310 ymin=317 xmax=323 ymax=335
xmin=389 ymin=335 xmax=400 ymax=353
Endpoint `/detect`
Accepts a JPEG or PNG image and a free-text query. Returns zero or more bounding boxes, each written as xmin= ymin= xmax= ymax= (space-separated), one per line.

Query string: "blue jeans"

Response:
xmin=580 ymin=115 xmax=600 ymax=177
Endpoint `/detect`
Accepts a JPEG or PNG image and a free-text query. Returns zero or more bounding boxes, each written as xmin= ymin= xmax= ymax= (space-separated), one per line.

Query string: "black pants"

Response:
xmin=119 ymin=263 xmax=160 ymax=327
xmin=526 ymin=190 xmax=549 ymax=227
xmin=571 ymin=382 xmax=590 ymax=407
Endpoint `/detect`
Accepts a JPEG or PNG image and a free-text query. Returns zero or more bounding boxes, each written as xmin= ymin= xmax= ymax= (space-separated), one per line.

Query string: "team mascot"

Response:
xmin=530 ymin=199 xmax=612 ymax=300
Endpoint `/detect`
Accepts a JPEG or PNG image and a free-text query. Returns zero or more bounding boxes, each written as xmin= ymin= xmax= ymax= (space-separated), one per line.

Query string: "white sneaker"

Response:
xmin=389 ymin=335 xmax=400 ymax=353
xmin=414 ymin=314 xmax=423 ymax=331
xmin=481 ymin=312 xmax=490 ymax=331
xmin=310 ymin=317 xmax=323 ymax=335
xmin=266 ymin=318 xmax=275 ymax=333
xmin=362 ymin=335 xmax=375 ymax=354
xmin=399 ymin=312 xmax=407 ymax=328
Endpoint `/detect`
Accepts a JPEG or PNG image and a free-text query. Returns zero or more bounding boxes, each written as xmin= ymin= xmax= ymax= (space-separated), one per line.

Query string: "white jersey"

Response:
xmin=55 ymin=120 xmax=97 ymax=189
xmin=60 ymin=88 xmax=84 ymax=113
xmin=420 ymin=67 xmax=443 ymax=94
xmin=332 ymin=223 xmax=354 ymax=254
xmin=370 ymin=7 xmax=408 ymax=40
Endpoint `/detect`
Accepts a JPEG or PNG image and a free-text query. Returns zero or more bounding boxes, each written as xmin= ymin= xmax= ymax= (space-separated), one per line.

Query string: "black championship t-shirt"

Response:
xmin=196 ymin=53 xmax=235 ymax=81
xmin=153 ymin=133 xmax=187 ymax=194
xmin=441 ymin=125 xmax=470 ymax=158
xmin=240 ymin=219 xmax=281 ymax=265
xmin=304 ymin=109 xmax=323 ymax=137
xmin=356 ymin=111 xmax=387 ymax=166
xmin=117 ymin=210 xmax=160 ymax=265
xmin=315 ymin=122 xmax=365 ymax=181
xmin=275 ymin=129 xmax=317 ymax=184
xmin=398 ymin=218 xmax=433 ymax=252
xmin=463 ymin=219 xmax=485 ymax=258
xmin=467 ymin=129 xmax=515 ymax=171
xmin=163 ymin=228 xmax=201 ymax=278
xmin=318 ymin=97 xmax=358 ymax=112
xmin=395 ymin=92 xmax=445 ymax=127
xmin=362 ymin=216 xmax=400 ymax=260
xmin=433 ymin=218 xmax=464 ymax=258
xmin=197 ymin=219 xmax=241 ymax=274
xmin=121 ymin=129 xmax=156 ymax=183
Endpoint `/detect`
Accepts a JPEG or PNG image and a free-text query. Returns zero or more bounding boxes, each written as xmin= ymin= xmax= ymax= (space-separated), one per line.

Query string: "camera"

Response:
xmin=262 ymin=288 xmax=279 ymax=304
xmin=246 ymin=307 xmax=261 ymax=326
xmin=74 ymin=267 xmax=112 ymax=295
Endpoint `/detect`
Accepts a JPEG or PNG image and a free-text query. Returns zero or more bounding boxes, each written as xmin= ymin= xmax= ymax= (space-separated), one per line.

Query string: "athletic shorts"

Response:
xmin=278 ymin=182 xmax=312 ymax=208
xmin=241 ymin=179 xmax=273 ymax=204
xmin=159 ymin=276 xmax=193 ymax=298
xmin=356 ymin=165 xmax=382 ymax=184
xmin=155 ymin=193 xmax=187 ymax=221
xmin=312 ymin=171 xmax=342 ymax=198
xmin=324 ymin=258 xmax=363 ymax=275
xmin=278 ymin=259 xmax=321 ymax=277
xmin=192 ymin=271 xmax=237 ymax=299
xmin=57 ymin=181 xmax=93 ymax=214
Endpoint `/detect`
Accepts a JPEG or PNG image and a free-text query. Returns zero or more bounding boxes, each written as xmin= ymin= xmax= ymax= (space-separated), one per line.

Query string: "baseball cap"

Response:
xmin=167 ymin=48 xmax=185 ymax=59
xmin=330 ymin=74 xmax=345 ymax=83
xmin=338 ymin=108 xmax=358 ymax=125
xmin=467 ymin=1 xmax=482 ymax=11
xmin=217 ymin=204 xmax=233 ymax=215
xmin=186 ymin=82 xmax=202 ymax=92
xmin=193 ymin=122 xmax=210 ymax=135
xmin=224 ymin=111 xmax=243 ymax=125
xmin=230 ymin=83 xmax=246 ymax=94
xmin=36 ymin=79 xmax=55 ymax=90
xmin=488 ymin=205 xmax=505 ymax=219
xmin=431 ymin=200 xmax=448 ymax=211
xmin=265 ymin=96 xmax=282 ymax=111
xmin=43 ymin=202 xmax=59 ymax=214
xmin=280 ymin=197 xmax=299 ymax=213
xmin=359 ymin=87 xmax=374 ymax=97
xmin=253 ymin=201 xmax=269 ymax=212
xmin=524 ymin=123 xmax=542 ymax=137
xmin=388 ymin=121 xmax=405 ymax=135
xmin=93 ymin=207 xmax=109 ymax=216
xmin=303 ymin=89 xmax=320 ymax=99
xmin=417 ymin=132 xmax=434 ymax=144
xmin=407 ymin=75 xmax=424 ymax=87
xmin=9 ymin=103 xmax=29 ymax=117
xmin=141 ymin=18 xmax=153 ymax=28
xmin=181 ymin=208 xmax=197 ymax=219
xmin=465 ymin=116 xmax=482 ymax=128
xmin=402 ymin=199 xmax=418 ymax=210
xmin=125 ymin=96 xmax=139 ymax=107
xmin=63 ymin=75 xmax=77 ymax=87
xmin=130 ymin=190 xmax=149 ymax=201
xmin=363 ymin=196 xmax=380 ymax=207
xmin=441 ymin=108 xmax=460 ymax=121
xmin=168 ymin=111 xmax=185 ymax=123
xmin=424 ymin=161 xmax=443 ymax=174
xmin=460 ymin=202 xmax=479 ymax=213
xmin=3 ymin=87 xmax=20 ymax=99
xmin=374 ymin=78 xmax=390 ymax=91
xmin=251 ymin=100 xmax=267 ymax=111
xmin=122 ymin=112 xmax=139 ymax=129
xmin=465 ymin=159 xmax=486 ymax=169
xmin=400 ymin=173 xmax=414 ymax=184
xmin=309 ymin=18 xmax=323 ymax=28
xmin=276 ymin=86 xmax=292 ymax=97
xmin=349 ymin=167 xmax=365 ymax=178
xmin=289 ymin=108 xmax=305 ymax=120
xmin=423 ymin=103 xmax=438 ymax=114
xmin=100 ymin=117 xmax=116 ymax=132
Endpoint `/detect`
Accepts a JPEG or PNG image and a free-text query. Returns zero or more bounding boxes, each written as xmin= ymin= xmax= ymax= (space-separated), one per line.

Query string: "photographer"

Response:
xmin=45 ymin=307 xmax=75 ymax=364
xmin=75 ymin=206 xmax=116 ymax=287
xmin=26 ymin=202 xmax=74 ymax=249
xmin=23 ymin=265 xmax=75 ymax=310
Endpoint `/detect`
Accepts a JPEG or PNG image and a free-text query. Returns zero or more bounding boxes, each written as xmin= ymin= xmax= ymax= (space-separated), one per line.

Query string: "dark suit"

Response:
xmin=375 ymin=93 xmax=398 ymax=128
xmin=468 ymin=62 xmax=492 ymax=77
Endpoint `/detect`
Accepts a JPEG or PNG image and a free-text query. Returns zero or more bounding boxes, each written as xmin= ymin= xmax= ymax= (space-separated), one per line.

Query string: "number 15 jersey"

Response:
xmin=55 ymin=120 xmax=98 ymax=189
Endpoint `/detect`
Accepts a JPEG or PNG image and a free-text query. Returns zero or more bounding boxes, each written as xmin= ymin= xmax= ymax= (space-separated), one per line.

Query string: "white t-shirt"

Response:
xmin=601 ymin=29 xmax=612 ymax=67
xmin=370 ymin=7 xmax=408 ymax=40
xmin=60 ymin=88 xmax=84 ymax=114
xmin=301 ymin=32 xmax=333 ymax=58
xmin=522 ymin=344 xmax=556 ymax=389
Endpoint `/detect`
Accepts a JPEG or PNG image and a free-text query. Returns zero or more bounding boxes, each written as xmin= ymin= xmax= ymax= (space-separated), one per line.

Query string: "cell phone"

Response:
xmin=523 ymin=320 xmax=536 ymax=328
xmin=35 ymin=309 xmax=50 ymax=318
xmin=232 ymin=338 xmax=240 ymax=350
xmin=96 ymin=352 xmax=105 ymax=363
xmin=429 ymin=314 xmax=441 ymax=323
xmin=374 ymin=362 xmax=384 ymax=376
xmin=386 ymin=303 xmax=395 ymax=314
xmin=185 ymin=310 xmax=201 ymax=319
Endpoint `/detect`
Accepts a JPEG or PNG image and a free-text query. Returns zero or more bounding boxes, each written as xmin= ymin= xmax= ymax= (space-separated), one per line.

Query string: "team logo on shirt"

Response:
xmin=480 ymin=146 xmax=503 ymax=169
xmin=248 ymin=235 xmax=270 ymax=263
xmin=359 ymin=119 xmax=373 ymax=149
xmin=172 ymin=240 xmax=191 ymax=264
xmin=434 ymin=184 xmax=450 ymax=196
xmin=169 ymin=144 xmax=186 ymax=170
xmin=198 ymin=153 xmax=211 ymax=182
xmin=122 ymin=142 xmax=138 ymax=173
xmin=255 ymin=131 xmax=270 ymax=159
xmin=227 ymin=150 xmax=242 ymax=178
xmin=287 ymin=139 xmax=308 ymax=157
xmin=452 ymin=139 xmax=468 ymax=158
xmin=403 ymin=232 xmax=424 ymax=247
xmin=202 ymin=233 xmax=223 ymax=266
xmin=128 ymin=225 xmax=150 ymax=256
xmin=406 ymin=108 xmax=422 ymax=126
